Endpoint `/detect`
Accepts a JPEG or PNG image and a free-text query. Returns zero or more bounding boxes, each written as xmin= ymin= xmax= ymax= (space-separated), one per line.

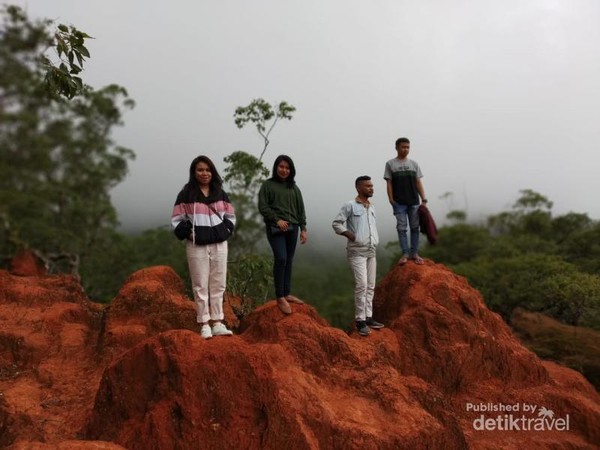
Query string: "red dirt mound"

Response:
xmin=6 ymin=441 xmax=126 ymax=449
xmin=102 ymin=266 xmax=241 ymax=359
xmin=374 ymin=260 xmax=600 ymax=449
xmin=85 ymin=306 xmax=466 ymax=449
xmin=9 ymin=250 xmax=47 ymax=277
xmin=1 ymin=261 xmax=599 ymax=449
xmin=0 ymin=269 xmax=104 ymax=447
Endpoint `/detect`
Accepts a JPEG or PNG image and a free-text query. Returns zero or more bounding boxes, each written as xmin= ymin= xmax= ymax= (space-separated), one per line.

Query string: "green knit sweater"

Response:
xmin=258 ymin=179 xmax=307 ymax=231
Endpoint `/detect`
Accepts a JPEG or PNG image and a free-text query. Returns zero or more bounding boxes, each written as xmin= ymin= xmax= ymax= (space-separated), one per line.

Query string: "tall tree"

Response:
xmin=0 ymin=5 xmax=135 ymax=276
xmin=225 ymin=98 xmax=296 ymax=256
xmin=223 ymin=151 xmax=269 ymax=255
xmin=223 ymin=99 xmax=296 ymax=310
xmin=487 ymin=189 xmax=553 ymax=237
xmin=233 ymin=98 xmax=296 ymax=162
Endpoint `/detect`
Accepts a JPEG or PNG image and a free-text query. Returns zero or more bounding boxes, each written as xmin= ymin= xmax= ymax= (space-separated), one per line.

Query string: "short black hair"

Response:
xmin=395 ymin=137 xmax=410 ymax=148
xmin=355 ymin=175 xmax=371 ymax=187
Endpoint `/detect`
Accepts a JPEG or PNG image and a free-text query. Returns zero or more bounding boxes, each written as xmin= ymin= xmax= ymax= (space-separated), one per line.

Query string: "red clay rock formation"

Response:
xmin=1 ymin=261 xmax=599 ymax=449
xmin=6 ymin=441 xmax=126 ymax=449
xmin=9 ymin=250 xmax=47 ymax=277
xmin=0 ymin=269 xmax=103 ymax=447
xmin=374 ymin=260 xmax=600 ymax=449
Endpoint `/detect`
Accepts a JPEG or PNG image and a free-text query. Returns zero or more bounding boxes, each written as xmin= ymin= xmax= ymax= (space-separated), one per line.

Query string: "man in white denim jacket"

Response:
xmin=332 ymin=176 xmax=385 ymax=336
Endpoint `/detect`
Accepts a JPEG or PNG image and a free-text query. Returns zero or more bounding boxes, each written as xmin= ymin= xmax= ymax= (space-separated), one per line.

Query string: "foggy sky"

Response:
xmin=16 ymin=0 xmax=600 ymax=248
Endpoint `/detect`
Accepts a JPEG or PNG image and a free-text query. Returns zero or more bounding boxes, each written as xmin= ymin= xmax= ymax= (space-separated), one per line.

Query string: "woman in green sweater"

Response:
xmin=258 ymin=155 xmax=308 ymax=314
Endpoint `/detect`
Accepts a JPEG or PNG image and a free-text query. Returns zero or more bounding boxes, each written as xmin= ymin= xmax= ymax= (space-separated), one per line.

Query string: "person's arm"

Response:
xmin=332 ymin=203 xmax=355 ymax=241
xmin=295 ymin=186 xmax=308 ymax=244
xmin=384 ymin=161 xmax=395 ymax=206
xmin=260 ymin=184 xmax=290 ymax=231
xmin=416 ymin=178 xmax=427 ymax=204
xmin=295 ymin=186 xmax=307 ymax=232
xmin=258 ymin=182 xmax=279 ymax=224
xmin=386 ymin=179 xmax=394 ymax=205
xmin=171 ymin=192 xmax=192 ymax=240
xmin=221 ymin=191 xmax=236 ymax=233
xmin=300 ymin=228 xmax=308 ymax=244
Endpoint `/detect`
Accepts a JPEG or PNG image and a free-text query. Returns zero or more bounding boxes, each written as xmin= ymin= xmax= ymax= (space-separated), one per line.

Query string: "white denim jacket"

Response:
xmin=332 ymin=199 xmax=379 ymax=256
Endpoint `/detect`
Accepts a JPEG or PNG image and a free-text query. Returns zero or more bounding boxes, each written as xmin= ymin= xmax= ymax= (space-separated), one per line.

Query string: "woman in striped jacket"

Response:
xmin=171 ymin=155 xmax=236 ymax=339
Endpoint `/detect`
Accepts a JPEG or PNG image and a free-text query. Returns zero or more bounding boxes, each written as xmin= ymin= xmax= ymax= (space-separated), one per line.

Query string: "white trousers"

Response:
xmin=348 ymin=254 xmax=376 ymax=321
xmin=186 ymin=240 xmax=228 ymax=323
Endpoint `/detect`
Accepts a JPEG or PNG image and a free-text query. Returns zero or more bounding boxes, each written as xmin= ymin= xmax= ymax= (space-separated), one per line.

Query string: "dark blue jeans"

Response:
xmin=266 ymin=224 xmax=299 ymax=298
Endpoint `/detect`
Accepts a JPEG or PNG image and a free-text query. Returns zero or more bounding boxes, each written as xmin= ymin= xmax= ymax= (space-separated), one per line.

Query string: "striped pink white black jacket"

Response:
xmin=171 ymin=188 xmax=236 ymax=245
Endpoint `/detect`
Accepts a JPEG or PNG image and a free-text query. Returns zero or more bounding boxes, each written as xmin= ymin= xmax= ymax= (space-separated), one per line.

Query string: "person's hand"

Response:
xmin=344 ymin=231 xmax=356 ymax=242
xmin=277 ymin=219 xmax=289 ymax=231
xmin=300 ymin=229 xmax=308 ymax=244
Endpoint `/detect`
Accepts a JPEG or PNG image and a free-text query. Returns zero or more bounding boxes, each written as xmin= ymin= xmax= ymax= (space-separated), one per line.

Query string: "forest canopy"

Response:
xmin=2 ymin=6 xmax=599 ymax=338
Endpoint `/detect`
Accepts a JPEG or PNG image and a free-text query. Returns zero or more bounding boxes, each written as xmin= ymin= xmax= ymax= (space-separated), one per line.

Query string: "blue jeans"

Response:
xmin=393 ymin=203 xmax=420 ymax=256
xmin=266 ymin=224 xmax=299 ymax=298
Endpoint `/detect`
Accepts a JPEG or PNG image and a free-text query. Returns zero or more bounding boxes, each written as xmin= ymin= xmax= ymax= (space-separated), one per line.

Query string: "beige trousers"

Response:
xmin=348 ymin=254 xmax=376 ymax=321
xmin=186 ymin=240 xmax=228 ymax=323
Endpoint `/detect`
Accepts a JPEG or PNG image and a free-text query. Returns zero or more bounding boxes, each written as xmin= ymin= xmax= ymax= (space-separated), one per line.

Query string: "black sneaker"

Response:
xmin=366 ymin=317 xmax=384 ymax=329
xmin=356 ymin=320 xmax=371 ymax=336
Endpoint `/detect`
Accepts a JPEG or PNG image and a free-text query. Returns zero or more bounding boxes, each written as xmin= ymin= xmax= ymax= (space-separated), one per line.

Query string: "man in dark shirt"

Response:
xmin=384 ymin=137 xmax=428 ymax=265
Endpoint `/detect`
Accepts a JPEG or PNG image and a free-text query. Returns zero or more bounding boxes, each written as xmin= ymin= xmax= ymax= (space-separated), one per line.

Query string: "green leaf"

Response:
xmin=76 ymin=45 xmax=90 ymax=58
xmin=57 ymin=40 xmax=67 ymax=59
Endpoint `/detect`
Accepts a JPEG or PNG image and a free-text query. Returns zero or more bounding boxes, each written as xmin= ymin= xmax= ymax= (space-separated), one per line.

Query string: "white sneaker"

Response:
xmin=200 ymin=324 xmax=213 ymax=339
xmin=212 ymin=322 xmax=233 ymax=336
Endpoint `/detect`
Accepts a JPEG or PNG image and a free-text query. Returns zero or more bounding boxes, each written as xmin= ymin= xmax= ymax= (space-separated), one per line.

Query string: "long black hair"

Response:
xmin=181 ymin=155 xmax=223 ymax=200
xmin=270 ymin=154 xmax=296 ymax=187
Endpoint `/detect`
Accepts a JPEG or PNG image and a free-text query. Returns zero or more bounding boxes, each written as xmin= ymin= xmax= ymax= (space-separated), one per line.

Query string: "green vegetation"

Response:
xmin=419 ymin=189 xmax=600 ymax=331
xmin=293 ymin=249 xmax=393 ymax=330
xmin=511 ymin=308 xmax=600 ymax=390
xmin=3 ymin=7 xmax=600 ymax=393
xmin=1 ymin=5 xmax=93 ymax=99
xmin=0 ymin=5 xmax=135 ymax=293
xmin=233 ymin=98 xmax=296 ymax=162
xmin=224 ymin=98 xmax=296 ymax=315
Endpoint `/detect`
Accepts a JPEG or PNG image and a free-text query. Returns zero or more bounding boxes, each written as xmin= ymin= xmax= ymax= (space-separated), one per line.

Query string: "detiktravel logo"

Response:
xmin=465 ymin=402 xmax=570 ymax=431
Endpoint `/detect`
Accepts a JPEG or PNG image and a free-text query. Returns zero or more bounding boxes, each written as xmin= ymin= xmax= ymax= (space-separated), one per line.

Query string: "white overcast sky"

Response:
xmin=14 ymin=0 xmax=600 ymax=246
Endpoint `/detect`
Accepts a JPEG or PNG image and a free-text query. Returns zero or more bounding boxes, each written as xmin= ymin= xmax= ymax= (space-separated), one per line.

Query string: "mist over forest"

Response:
xmin=2 ymin=3 xmax=600 ymax=393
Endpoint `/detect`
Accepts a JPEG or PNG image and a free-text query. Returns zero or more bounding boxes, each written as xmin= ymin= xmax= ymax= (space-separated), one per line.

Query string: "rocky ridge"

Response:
xmin=0 ymin=259 xmax=598 ymax=449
